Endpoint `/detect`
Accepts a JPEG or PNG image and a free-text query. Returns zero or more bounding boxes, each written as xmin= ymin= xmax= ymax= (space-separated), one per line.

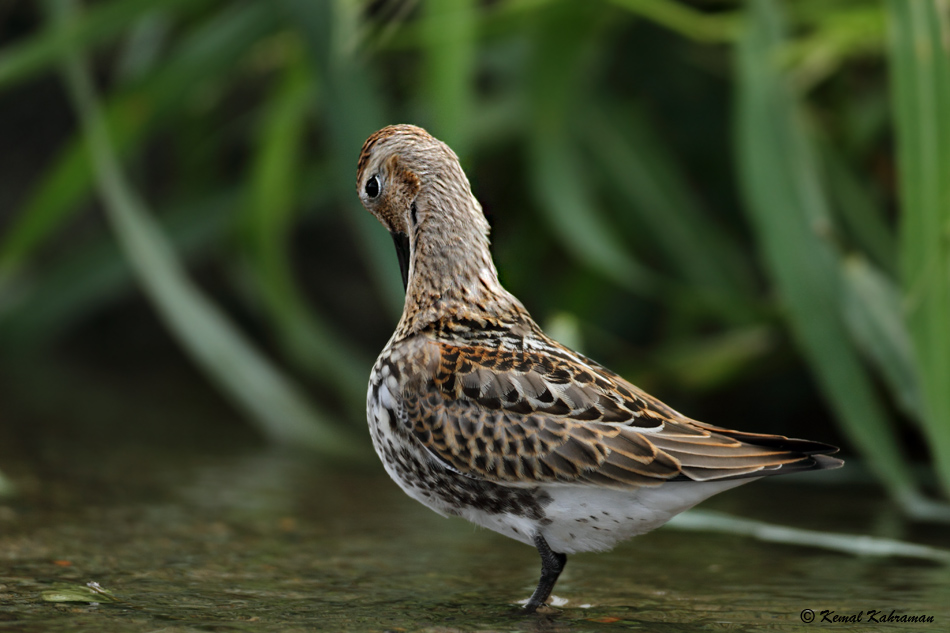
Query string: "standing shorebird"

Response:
xmin=356 ymin=124 xmax=842 ymax=612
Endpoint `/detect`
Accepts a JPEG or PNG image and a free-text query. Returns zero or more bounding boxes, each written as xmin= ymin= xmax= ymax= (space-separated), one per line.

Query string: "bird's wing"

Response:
xmin=399 ymin=338 xmax=840 ymax=488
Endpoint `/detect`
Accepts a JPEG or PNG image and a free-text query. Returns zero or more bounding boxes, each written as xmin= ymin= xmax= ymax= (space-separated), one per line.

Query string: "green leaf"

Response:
xmin=736 ymin=0 xmax=917 ymax=502
xmin=841 ymin=256 xmax=921 ymax=420
xmin=0 ymin=3 xmax=280 ymax=277
xmin=0 ymin=189 xmax=240 ymax=348
xmin=583 ymin=104 xmax=758 ymax=323
xmin=669 ymin=509 xmax=950 ymax=563
xmin=530 ymin=134 xmax=660 ymax=295
xmin=887 ymin=0 xmax=950 ymax=497
xmin=115 ymin=10 xmax=172 ymax=82
xmin=605 ymin=0 xmax=741 ymax=43
xmin=527 ymin=2 xmax=659 ymax=295
xmin=46 ymin=0 xmax=359 ymax=456
xmin=240 ymin=59 xmax=368 ymax=414
xmin=0 ymin=0 xmax=210 ymax=90
xmin=822 ymin=143 xmax=896 ymax=274
xmin=282 ymin=0 xmax=403 ymax=318
xmin=783 ymin=5 xmax=886 ymax=91
xmin=0 ymin=162 xmax=335 ymax=351
xmin=656 ymin=326 xmax=776 ymax=391
xmin=422 ymin=0 xmax=477 ymax=155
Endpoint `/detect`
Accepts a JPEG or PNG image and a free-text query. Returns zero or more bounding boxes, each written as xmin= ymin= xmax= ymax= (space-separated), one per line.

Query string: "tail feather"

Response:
xmin=664 ymin=421 xmax=844 ymax=482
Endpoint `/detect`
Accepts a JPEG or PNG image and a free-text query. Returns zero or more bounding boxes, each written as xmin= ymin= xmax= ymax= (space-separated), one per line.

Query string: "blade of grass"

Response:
xmin=282 ymin=0 xmax=403 ymax=318
xmin=383 ymin=0 xmax=556 ymax=52
xmin=0 ymin=0 xmax=210 ymax=90
xmin=583 ymin=103 xmax=758 ymax=323
xmin=669 ymin=509 xmax=950 ymax=563
xmin=531 ymin=136 xmax=660 ymax=294
xmin=240 ymin=59 xmax=368 ymax=414
xmin=0 ymin=188 xmax=240 ymax=348
xmin=887 ymin=0 xmax=950 ymax=498
xmin=822 ymin=143 xmax=896 ymax=274
xmin=842 ymin=256 xmax=921 ymax=420
xmin=736 ymin=0 xmax=918 ymax=504
xmin=421 ymin=0 xmax=477 ymax=156
xmin=423 ymin=0 xmax=479 ymax=158
xmin=115 ymin=10 xmax=171 ymax=82
xmin=0 ymin=2 xmax=280 ymax=278
xmin=606 ymin=0 xmax=741 ymax=43
xmin=527 ymin=2 xmax=659 ymax=295
xmin=783 ymin=5 xmax=886 ymax=92
xmin=654 ymin=326 xmax=776 ymax=391
xmin=0 ymin=160 xmax=339 ymax=350
xmin=45 ymin=0 xmax=358 ymax=456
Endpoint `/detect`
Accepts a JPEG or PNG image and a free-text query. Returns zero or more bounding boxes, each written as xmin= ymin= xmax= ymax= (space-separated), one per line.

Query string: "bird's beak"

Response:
xmin=391 ymin=231 xmax=410 ymax=291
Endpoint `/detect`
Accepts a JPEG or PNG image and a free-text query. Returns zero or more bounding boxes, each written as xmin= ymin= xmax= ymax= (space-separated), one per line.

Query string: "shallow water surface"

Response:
xmin=1 ymin=439 xmax=948 ymax=632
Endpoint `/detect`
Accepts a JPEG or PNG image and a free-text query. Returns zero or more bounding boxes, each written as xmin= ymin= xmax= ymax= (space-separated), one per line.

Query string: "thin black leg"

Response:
xmin=523 ymin=534 xmax=567 ymax=613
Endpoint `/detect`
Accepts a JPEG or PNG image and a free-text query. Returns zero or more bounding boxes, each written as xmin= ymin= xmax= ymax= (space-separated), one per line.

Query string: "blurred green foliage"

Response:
xmin=1 ymin=0 xmax=948 ymax=515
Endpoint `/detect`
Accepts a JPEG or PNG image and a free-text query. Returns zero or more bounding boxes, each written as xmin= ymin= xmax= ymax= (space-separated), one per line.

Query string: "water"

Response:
xmin=2 ymin=435 xmax=948 ymax=632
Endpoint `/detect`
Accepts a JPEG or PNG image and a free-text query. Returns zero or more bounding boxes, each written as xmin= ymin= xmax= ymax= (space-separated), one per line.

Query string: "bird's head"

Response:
xmin=355 ymin=124 xmax=490 ymax=291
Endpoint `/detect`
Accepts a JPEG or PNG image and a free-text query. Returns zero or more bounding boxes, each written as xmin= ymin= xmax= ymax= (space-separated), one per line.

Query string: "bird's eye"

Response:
xmin=365 ymin=175 xmax=380 ymax=198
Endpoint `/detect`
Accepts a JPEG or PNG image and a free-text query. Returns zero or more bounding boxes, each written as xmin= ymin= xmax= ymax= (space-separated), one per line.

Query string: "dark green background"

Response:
xmin=1 ymin=0 xmax=948 ymax=518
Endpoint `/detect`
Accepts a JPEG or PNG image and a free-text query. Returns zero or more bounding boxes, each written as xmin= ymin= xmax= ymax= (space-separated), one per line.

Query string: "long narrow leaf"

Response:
xmin=115 ymin=11 xmax=172 ymax=82
xmin=606 ymin=0 xmax=741 ymax=43
xmin=0 ymin=161 xmax=338 ymax=350
xmin=527 ymin=3 xmax=659 ymax=295
xmin=282 ymin=0 xmax=403 ymax=318
xmin=736 ymin=0 xmax=918 ymax=503
xmin=0 ymin=3 xmax=280 ymax=277
xmin=669 ymin=509 xmax=950 ymax=563
xmin=822 ymin=144 xmax=896 ymax=274
xmin=240 ymin=60 xmax=368 ymax=414
xmin=46 ymin=0 xmax=358 ymax=456
xmin=0 ymin=189 xmax=239 ymax=348
xmin=530 ymin=135 xmax=660 ymax=295
xmin=422 ymin=0 xmax=477 ymax=155
xmin=0 ymin=0 xmax=210 ymax=90
xmin=887 ymin=0 xmax=950 ymax=497
xmin=842 ymin=256 xmax=921 ymax=420
xmin=583 ymin=104 xmax=758 ymax=323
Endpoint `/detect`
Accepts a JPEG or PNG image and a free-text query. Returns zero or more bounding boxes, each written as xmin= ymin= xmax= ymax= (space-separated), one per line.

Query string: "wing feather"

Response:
xmin=400 ymin=337 xmax=841 ymax=488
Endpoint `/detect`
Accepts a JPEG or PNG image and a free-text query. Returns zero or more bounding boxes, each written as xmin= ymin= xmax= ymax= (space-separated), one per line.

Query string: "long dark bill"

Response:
xmin=391 ymin=231 xmax=410 ymax=291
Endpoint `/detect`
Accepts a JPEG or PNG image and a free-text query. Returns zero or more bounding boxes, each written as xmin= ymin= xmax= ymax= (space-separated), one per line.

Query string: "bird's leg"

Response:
xmin=523 ymin=534 xmax=567 ymax=613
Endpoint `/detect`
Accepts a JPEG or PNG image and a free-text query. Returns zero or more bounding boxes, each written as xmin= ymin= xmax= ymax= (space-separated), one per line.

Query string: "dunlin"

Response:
xmin=356 ymin=124 xmax=842 ymax=612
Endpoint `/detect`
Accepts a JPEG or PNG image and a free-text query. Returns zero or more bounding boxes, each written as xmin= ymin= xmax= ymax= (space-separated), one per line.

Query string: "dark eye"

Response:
xmin=365 ymin=175 xmax=380 ymax=198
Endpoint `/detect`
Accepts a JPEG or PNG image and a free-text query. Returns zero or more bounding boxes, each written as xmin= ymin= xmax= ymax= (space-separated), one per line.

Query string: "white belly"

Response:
xmin=537 ymin=479 xmax=754 ymax=553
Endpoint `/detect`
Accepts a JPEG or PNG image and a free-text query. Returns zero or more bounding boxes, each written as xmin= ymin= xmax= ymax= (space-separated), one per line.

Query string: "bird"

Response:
xmin=355 ymin=124 xmax=843 ymax=613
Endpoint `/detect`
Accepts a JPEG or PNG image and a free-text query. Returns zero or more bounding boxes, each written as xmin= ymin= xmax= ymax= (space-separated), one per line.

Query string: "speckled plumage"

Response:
xmin=356 ymin=124 xmax=842 ymax=612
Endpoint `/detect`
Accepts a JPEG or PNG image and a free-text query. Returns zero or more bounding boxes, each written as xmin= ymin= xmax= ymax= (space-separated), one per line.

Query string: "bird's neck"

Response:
xmin=395 ymin=199 xmax=522 ymax=337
